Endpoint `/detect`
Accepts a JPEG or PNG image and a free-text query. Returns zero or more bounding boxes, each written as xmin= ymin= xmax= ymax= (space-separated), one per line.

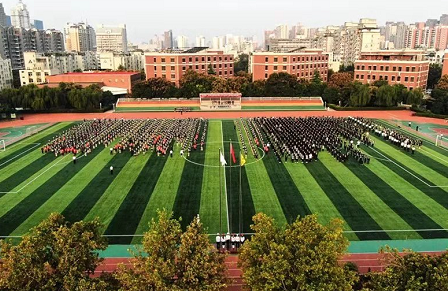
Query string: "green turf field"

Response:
xmin=1 ymin=119 xmax=448 ymax=245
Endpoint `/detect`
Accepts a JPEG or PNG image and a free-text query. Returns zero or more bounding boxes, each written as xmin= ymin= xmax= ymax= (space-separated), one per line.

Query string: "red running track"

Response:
xmin=1 ymin=110 xmax=447 ymax=129
xmin=93 ymin=252 xmax=445 ymax=291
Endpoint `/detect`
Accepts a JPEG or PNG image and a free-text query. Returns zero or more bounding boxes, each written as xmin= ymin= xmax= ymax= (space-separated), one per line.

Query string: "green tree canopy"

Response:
xmin=238 ymin=213 xmax=357 ymax=291
xmin=115 ymin=210 xmax=228 ymax=291
xmin=349 ymin=81 xmax=371 ymax=107
xmin=265 ymin=72 xmax=300 ymax=97
xmin=234 ymin=54 xmax=249 ymax=74
xmin=375 ymin=85 xmax=397 ymax=107
xmin=365 ymin=247 xmax=448 ymax=291
xmin=428 ymin=63 xmax=442 ymax=89
xmin=132 ymin=77 xmax=177 ymax=99
xmin=0 ymin=213 xmax=111 ymax=291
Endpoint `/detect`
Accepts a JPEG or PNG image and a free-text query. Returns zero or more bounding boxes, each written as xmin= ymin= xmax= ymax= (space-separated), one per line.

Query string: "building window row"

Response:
xmin=356 ymin=65 xmax=418 ymax=72
xmin=265 ymin=56 xmax=327 ymax=63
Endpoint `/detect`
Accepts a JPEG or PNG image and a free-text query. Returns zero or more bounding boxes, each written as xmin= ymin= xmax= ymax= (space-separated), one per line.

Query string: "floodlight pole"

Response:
xmin=219 ymin=148 xmax=222 ymax=235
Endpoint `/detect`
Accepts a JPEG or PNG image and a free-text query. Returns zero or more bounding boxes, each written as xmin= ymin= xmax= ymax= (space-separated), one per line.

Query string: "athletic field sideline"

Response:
xmin=0 ymin=119 xmax=447 ymax=245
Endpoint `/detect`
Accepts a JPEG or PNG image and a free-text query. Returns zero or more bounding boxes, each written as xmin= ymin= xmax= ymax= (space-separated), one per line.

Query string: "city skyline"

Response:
xmin=0 ymin=0 xmax=447 ymax=43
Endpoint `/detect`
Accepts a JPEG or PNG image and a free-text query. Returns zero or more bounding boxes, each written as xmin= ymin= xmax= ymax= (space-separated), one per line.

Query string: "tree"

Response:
xmin=238 ymin=213 xmax=357 ymax=291
xmin=349 ymin=82 xmax=371 ymax=107
xmin=406 ymin=88 xmax=424 ymax=106
xmin=392 ymin=84 xmax=409 ymax=104
xmin=116 ymin=210 xmax=228 ymax=291
xmin=327 ymin=73 xmax=353 ymax=106
xmin=211 ymin=77 xmax=230 ymax=93
xmin=437 ymin=74 xmax=448 ymax=91
xmin=365 ymin=247 xmax=448 ymax=290
xmin=339 ymin=64 xmax=355 ymax=74
xmin=234 ymin=54 xmax=249 ymax=74
xmin=179 ymin=70 xmax=215 ymax=98
xmin=0 ymin=213 xmax=111 ymax=291
xmin=265 ymin=72 xmax=300 ymax=97
xmin=430 ymin=88 xmax=448 ymax=115
xmin=207 ymin=64 xmax=216 ymax=75
xmin=327 ymin=69 xmax=335 ymax=81
xmin=117 ymin=64 xmax=126 ymax=71
xmin=428 ymin=63 xmax=442 ymax=89
xmin=132 ymin=78 xmax=177 ymax=99
xmin=375 ymin=85 xmax=397 ymax=107
xmin=242 ymin=80 xmax=266 ymax=97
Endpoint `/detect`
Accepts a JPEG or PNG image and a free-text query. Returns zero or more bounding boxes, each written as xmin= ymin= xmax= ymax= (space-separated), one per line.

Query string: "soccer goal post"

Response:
xmin=0 ymin=140 xmax=5 ymax=152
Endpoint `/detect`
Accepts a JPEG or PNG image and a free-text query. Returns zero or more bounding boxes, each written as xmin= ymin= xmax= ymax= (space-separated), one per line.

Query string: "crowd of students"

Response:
xmin=42 ymin=118 xmax=208 ymax=159
xmin=216 ymin=233 xmax=246 ymax=253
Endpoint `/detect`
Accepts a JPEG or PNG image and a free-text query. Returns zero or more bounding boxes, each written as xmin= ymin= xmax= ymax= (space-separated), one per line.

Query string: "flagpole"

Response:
xmin=239 ymin=150 xmax=243 ymax=234
xmin=229 ymin=140 xmax=232 ymax=234
xmin=219 ymin=148 xmax=222 ymax=235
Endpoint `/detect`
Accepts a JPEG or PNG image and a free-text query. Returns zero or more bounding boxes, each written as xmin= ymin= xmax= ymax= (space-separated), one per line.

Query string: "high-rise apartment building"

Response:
xmin=176 ymin=35 xmax=189 ymax=49
xmin=0 ymin=4 xmax=7 ymax=27
xmin=64 ymin=22 xmax=96 ymax=52
xmin=274 ymin=25 xmax=289 ymax=39
xmin=440 ymin=14 xmax=448 ymax=26
xmin=96 ymin=24 xmax=128 ymax=53
xmin=195 ymin=35 xmax=206 ymax=47
xmin=33 ymin=19 xmax=44 ymax=30
xmin=10 ymin=0 xmax=30 ymax=29
xmin=0 ymin=57 xmax=13 ymax=90
xmin=164 ymin=30 xmax=173 ymax=49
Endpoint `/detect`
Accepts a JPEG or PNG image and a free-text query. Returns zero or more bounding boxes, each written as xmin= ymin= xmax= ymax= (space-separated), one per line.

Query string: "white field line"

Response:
xmin=0 ymin=155 xmax=73 ymax=194
xmin=221 ymin=121 xmax=230 ymax=233
xmin=0 ymin=143 xmax=41 ymax=168
xmin=368 ymin=146 xmax=448 ymax=188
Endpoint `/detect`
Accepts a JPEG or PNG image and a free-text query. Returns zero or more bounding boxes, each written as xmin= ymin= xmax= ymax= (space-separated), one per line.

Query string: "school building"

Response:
xmin=144 ymin=48 xmax=234 ymax=86
xmin=249 ymin=50 xmax=329 ymax=82
xmin=354 ymin=50 xmax=429 ymax=90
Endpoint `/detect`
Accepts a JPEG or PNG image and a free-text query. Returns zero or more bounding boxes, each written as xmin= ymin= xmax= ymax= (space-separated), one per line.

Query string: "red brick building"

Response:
xmin=443 ymin=53 xmax=448 ymax=77
xmin=354 ymin=50 xmax=429 ymax=90
xmin=250 ymin=50 xmax=329 ymax=82
xmin=45 ymin=72 xmax=141 ymax=94
xmin=144 ymin=48 xmax=234 ymax=86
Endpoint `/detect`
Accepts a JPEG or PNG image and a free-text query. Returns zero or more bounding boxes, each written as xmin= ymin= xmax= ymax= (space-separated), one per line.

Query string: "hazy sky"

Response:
xmin=2 ymin=0 xmax=448 ymax=43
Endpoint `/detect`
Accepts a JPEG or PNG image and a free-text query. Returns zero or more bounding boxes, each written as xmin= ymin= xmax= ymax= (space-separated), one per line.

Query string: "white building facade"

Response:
xmin=96 ymin=24 xmax=128 ymax=53
xmin=0 ymin=57 xmax=13 ymax=90
xmin=11 ymin=0 xmax=31 ymax=29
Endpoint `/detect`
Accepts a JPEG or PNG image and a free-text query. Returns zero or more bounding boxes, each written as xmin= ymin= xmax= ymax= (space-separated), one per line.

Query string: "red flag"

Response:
xmin=230 ymin=142 xmax=236 ymax=164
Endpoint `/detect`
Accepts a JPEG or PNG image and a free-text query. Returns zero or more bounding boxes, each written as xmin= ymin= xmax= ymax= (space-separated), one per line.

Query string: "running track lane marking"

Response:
xmin=221 ymin=121 xmax=230 ymax=233
xmin=0 ymin=155 xmax=75 ymax=194
xmin=0 ymin=143 xmax=41 ymax=168
xmin=368 ymin=146 xmax=448 ymax=189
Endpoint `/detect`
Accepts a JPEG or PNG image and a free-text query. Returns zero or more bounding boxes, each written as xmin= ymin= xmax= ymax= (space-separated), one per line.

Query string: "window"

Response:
xmin=372 ymin=75 xmax=376 ymax=80
xmin=380 ymin=66 xmax=384 ymax=71
xmin=393 ymin=66 xmax=396 ymax=71
xmin=208 ymin=57 xmax=211 ymax=62
xmin=219 ymin=57 xmax=222 ymax=61
xmin=170 ymin=58 xmax=175 ymax=63
xmin=201 ymin=57 xmax=205 ymax=62
xmin=171 ymin=74 xmax=175 ymax=79
xmin=224 ymin=64 xmax=227 ymax=68
xmin=155 ymin=74 xmax=157 ymax=77
xmin=397 ymin=76 xmax=401 ymax=81
xmin=411 ymin=77 xmax=414 ymax=82
xmin=161 ymin=66 xmax=166 ymax=71
xmin=283 ymin=66 xmax=287 ymax=70
xmin=391 ymin=76 xmax=395 ymax=81
xmin=265 ymin=65 xmax=268 ymax=70
xmin=283 ymin=57 xmax=287 ymax=62
xmin=368 ymin=66 xmax=372 ymax=70
xmin=214 ymin=57 xmax=217 ymax=61
xmin=274 ymin=57 xmax=278 ymax=62
xmin=292 ymin=66 xmax=295 ymax=70
xmin=195 ymin=65 xmax=199 ymax=69
xmin=404 ymin=77 xmax=408 ymax=82
xmin=161 ymin=58 xmax=165 ymax=63
xmin=361 ymin=65 xmax=365 ymax=70
xmin=398 ymin=67 xmax=402 ymax=71
xmin=171 ymin=66 xmax=175 ymax=70
xmin=361 ymin=75 xmax=364 ymax=79
xmin=195 ymin=57 xmax=199 ymax=62
xmin=367 ymin=75 xmax=371 ymax=79
xmin=265 ymin=57 xmax=269 ymax=62
xmin=384 ymin=76 xmax=388 ymax=81
xmin=182 ymin=58 xmax=186 ymax=63
xmin=385 ymin=66 xmax=389 ymax=71
xmin=162 ymin=74 xmax=166 ymax=79
xmin=406 ymin=67 xmax=410 ymax=72
xmin=182 ymin=66 xmax=186 ymax=71
xmin=154 ymin=66 xmax=157 ymax=71
xmin=219 ymin=64 xmax=222 ymax=68
xmin=201 ymin=65 xmax=205 ymax=69
xmin=292 ymin=57 xmax=296 ymax=62
xmin=356 ymin=74 xmax=359 ymax=79
xmin=189 ymin=65 xmax=193 ymax=69
xmin=373 ymin=66 xmax=377 ymax=70
xmin=224 ymin=57 xmax=227 ymax=61
xmin=265 ymin=73 xmax=268 ymax=78
xmin=411 ymin=67 xmax=416 ymax=72
xmin=273 ymin=66 xmax=278 ymax=70
xmin=153 ymin=57 xmax=156 ymax=62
